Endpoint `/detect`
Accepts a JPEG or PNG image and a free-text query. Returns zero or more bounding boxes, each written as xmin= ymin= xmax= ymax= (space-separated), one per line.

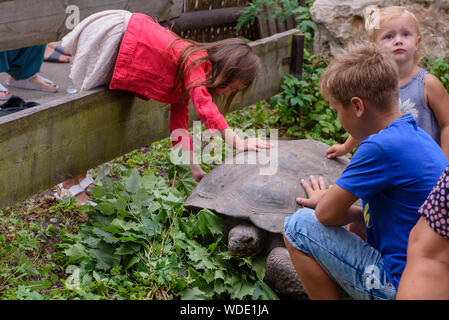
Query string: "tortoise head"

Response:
xmin=227 ymin=223 xmax=267 ymax=256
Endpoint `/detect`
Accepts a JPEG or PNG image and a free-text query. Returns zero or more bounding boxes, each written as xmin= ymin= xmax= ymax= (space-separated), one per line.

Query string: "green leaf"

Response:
xmin=252 ymin=280 xmax=280 ymax=300
xmin=180 ymin=287 xmax=209 ymax=300
xmin=161 ymin=192 xmax=184 ymax=205
xmin=88 ymin=242 xmax=121 ymax=271
xmin=64 ymin=243 xmax=89 ymax=264
xmin=125 ymin=256 xmax=141 ymax=270
xmin=124 ymin=168 xmax=141 ymax=194
xmin=186 ymin=240 xmax=217 ymax=270
xmin=23 ymin=279 xmax=52 ymax=290
xmin=110 ymin=217 xmax=141 ymax=232
xmin=94 ymin=202 xmax=116 ymax=216
xmin=228 ymin=276 xmax=254 ymax=299
xmin=115 ymin=243 xmax=141 ymax=255
xmin=252 ymin=256 xmax=267 ymax=280
xmin=197 ymin=209 xmax=222 ymax=236
xmin=92 ymin=227 xmax=118 ymax=244
xmin=147 ymin=201 xmax=162 ymax=214
xmin=82 ymin=236 xmax=102 ymax=248
xmin=140 ymin=216 xmax=159 ymax=237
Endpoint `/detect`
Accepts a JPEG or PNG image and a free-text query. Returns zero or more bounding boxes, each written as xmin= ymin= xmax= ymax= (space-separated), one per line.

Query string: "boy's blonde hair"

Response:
xmin=364 ymin=6 xmax=421 ymax=62
xmin=319 ymin=43 xmax=399 ymax=109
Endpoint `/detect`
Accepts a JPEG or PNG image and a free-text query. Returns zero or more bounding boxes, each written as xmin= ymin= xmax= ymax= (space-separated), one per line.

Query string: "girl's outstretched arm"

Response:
xmin=424 ymin=73 xmax=449 ymax=159
xmin=219 ymin=127 xmax=273 ymax=152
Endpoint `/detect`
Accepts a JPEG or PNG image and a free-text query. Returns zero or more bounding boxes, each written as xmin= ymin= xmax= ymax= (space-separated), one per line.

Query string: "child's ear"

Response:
xmin=416 ymin=35 xmax=422 ymax=48
xmin=350 ymin=97 xmax=365 ymax=118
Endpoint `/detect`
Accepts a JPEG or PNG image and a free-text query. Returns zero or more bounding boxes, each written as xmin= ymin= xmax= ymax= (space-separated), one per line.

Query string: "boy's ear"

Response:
xmin=350 ymin=97 xmax=365 ymax=118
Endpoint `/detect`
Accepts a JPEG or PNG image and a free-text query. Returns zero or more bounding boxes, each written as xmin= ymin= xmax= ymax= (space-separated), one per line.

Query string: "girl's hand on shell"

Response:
xmin=243 ymin=137 xmax=273 ymax=152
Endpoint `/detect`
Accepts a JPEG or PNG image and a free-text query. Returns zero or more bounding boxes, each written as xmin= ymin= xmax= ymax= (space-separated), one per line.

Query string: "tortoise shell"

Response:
xmin=184 ymin=139 xmax=350 ymax=234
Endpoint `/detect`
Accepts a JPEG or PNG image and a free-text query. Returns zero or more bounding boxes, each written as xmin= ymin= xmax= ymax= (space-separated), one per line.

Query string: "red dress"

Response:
xmin=109 ymin=13 xmax=228 ymax=150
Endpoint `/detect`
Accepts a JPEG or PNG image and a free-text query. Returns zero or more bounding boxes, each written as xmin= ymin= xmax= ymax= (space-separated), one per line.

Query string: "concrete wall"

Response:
xmin=0 ymin=0 xmax=184 ymax=51
xmin=0 ymin=29 xmax=301 ymax=209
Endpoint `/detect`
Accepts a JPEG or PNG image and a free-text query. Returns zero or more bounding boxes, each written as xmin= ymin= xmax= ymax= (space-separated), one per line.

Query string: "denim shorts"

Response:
xmin=284 ymin=208 xmax=397 ymax=300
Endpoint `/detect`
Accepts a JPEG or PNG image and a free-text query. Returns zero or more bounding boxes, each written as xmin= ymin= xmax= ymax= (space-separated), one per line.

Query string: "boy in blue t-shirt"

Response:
xmin=283 ymin=43 xmax=448 ymax=300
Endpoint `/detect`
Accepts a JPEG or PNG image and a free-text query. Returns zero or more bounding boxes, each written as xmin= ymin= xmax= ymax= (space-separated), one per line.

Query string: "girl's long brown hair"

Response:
xmin=170 ymin=37 xmax=261 ymax=113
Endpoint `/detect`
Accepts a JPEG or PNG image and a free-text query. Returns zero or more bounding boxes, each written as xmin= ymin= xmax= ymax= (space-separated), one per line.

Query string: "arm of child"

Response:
xmin=219 ymin=127 xmax=272 ymax=152
xmin=326 ymin=135 xmax=361 ymax=158
xmin=424 ymin=73 xmax=449 ymax=159
xmin=188 ymin=86 xmax=272 ymax=152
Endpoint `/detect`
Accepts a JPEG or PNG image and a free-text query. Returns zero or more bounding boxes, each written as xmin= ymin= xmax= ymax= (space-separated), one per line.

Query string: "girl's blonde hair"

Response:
xmin=364 ymin=6 xmax=421 ymax=62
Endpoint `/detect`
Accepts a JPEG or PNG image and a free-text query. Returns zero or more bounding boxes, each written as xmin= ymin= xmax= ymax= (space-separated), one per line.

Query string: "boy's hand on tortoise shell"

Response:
xmin=296 ymin=175 xmax=330 ymax=209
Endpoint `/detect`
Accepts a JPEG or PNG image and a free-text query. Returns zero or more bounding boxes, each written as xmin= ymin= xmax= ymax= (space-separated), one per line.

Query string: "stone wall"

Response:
xmin=310 ymin=0 xmax=449 ymax=60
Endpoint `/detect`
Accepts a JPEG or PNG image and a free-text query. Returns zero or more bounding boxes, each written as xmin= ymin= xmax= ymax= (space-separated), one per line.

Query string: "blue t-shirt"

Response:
xmin=336 ymin=113 xmax=448 ymax=288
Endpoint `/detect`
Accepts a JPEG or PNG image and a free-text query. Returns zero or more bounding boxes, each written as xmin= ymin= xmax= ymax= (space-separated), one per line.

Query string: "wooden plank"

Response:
xmin=291 ymin=33 xmax=305 ymax=78
xmin=169 ymin=7 xmax=244 ymax=34
xmin=0 ymin=29 xmax=299 ymax=210
xmin=257 ymin=11 xmax=269 ymax=38
xmin=275 ymin=18 xmax=287 ymax=33
xmin=265 ymin=6 xmax=278 ymax=36
xmin=285 ymin=16 xmax=296 ymax=30
xmin=0 ymin=0 xmax=184 ymax=51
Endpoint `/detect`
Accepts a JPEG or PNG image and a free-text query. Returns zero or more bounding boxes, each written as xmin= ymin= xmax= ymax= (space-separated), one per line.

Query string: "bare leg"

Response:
xmin=283 ymin=234 xmax=341 ymax=300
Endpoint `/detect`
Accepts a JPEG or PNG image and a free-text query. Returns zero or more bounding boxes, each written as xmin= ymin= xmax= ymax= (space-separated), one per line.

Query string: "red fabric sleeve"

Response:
xmin=188 ymin=86 xmax=229 ymax=132
xmin=184 ymin=58 xmax=229 ymax=133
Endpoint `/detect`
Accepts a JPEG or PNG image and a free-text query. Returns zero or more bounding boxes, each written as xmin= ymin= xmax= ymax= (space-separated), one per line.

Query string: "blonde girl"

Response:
xmin=326 ymin=6 xmax=449 ymax=160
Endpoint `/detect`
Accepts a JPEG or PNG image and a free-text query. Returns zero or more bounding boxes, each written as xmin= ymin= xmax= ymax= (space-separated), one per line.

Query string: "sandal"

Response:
xmin=44 ymin=45 xmax=70 ymax=63
xmin=79 ymin=175 xmax=94 ymax=190
xmin=54 ymin=182 xmax=97 ymax=207
xmin=54 ymin=183 xmax=84 ymax=200
xmin=0 ymin=83 xmax=12 ymax=101
xmin=47 ymin=42 xmax=71 ymax=56
xmin=7 ymin=74 xmax=58 ymax=93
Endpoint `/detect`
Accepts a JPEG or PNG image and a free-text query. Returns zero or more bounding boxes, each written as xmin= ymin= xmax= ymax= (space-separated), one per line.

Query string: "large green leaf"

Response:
xmin=64 ymin=243 xmax=89 ymax=264
xmin=88 ymin=242 xmax=121 ymax=271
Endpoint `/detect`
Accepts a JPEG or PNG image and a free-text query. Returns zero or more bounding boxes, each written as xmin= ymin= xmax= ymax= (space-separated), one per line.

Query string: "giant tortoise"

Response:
xmin=184 ymin=139 xmax=350 ymax=299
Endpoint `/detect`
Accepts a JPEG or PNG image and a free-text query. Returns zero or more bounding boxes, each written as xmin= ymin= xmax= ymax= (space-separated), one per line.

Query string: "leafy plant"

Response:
xmin=236 ymin=0 xmax=315 ymax=48
xmin=57 ymin=167 xmax=278 ymax=300
xmin=421 ymin=56 xmax=449 ymax=92
xmin=268 ymin=52 xmax=349 ymax=145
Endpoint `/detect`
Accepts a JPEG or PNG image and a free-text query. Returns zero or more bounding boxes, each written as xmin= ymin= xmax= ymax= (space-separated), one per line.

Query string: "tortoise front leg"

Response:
xmin=266 ymin=246 xmax=308 ymax=299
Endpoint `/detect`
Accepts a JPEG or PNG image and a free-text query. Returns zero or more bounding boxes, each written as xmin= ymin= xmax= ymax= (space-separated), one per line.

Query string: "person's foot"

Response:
xmin=47 ymin=42 xmax=71 ymax=56
xmin=0 ymin=83 xmax=12 ymax=100
xmin=44 ymin=44 xmax=70 ymax=63
xmin=0 ymin=90 xmax=12 ymax=100
xmin=55 ymin=174 xmax=95 ymax=207
xmin=8 ymin=75 xmax=58 ymax=92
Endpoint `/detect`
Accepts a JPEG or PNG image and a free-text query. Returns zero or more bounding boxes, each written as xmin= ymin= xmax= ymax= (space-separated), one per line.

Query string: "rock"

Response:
xmin=310 ymin=0 xmax=449 ymax=60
